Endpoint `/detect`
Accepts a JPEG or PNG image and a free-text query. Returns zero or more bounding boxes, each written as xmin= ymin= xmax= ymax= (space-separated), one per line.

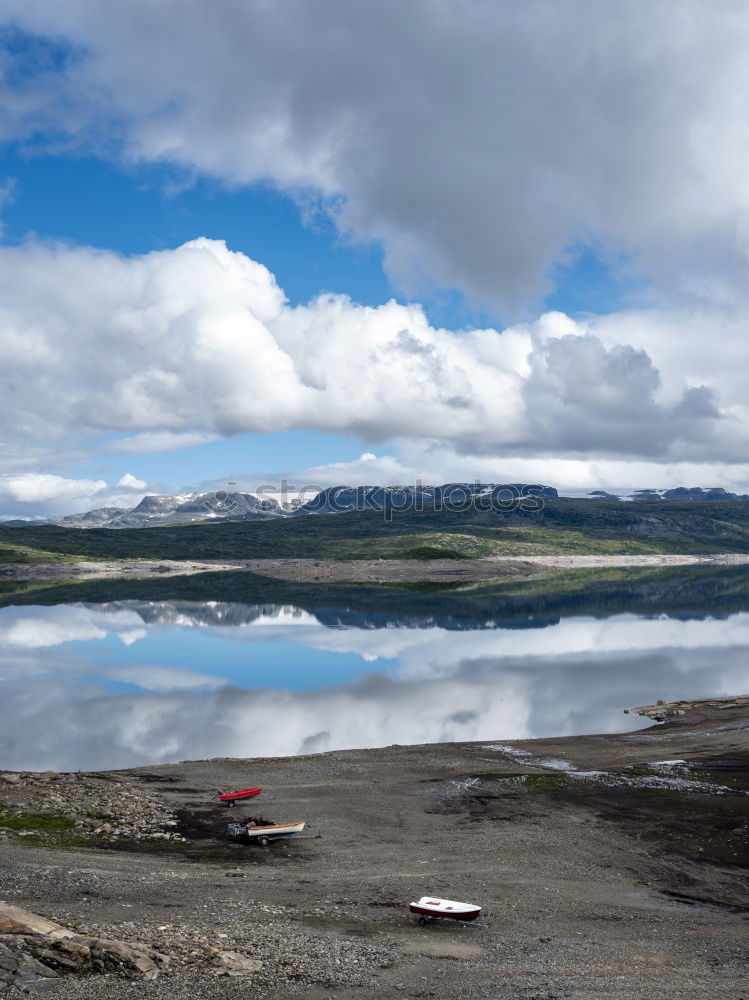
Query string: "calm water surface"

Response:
xmin=2 ymin=593 xmax=747 ymax=770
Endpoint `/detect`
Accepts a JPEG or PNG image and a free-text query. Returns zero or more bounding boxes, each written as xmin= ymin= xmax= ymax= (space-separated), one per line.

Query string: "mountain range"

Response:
xmin=3 ymin=483 xmax=748 ymax=529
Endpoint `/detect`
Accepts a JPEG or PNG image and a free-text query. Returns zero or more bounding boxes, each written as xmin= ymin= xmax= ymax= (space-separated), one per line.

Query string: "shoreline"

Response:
xmin=2 ymin=550 xmax=749 ymax=584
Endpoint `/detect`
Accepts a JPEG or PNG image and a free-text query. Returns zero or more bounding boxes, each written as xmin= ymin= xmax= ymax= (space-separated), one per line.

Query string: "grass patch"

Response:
xmin=0 ymin=542 xmax=86 ymax=564
xmin=0 ymin=811 xmax=76 ymax=832
xmin=522 ymin=774 xmax=576 ymax=793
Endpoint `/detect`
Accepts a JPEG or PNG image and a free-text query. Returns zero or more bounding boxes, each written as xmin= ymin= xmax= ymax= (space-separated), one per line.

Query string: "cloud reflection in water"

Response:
xmin=1 ymin=601 xmax=747 ymax=771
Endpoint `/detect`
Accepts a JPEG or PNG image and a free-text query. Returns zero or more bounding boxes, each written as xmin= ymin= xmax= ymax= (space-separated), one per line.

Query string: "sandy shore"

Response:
xmin=0 ymin=698 xmax=747 ymax=998
xmin=3 ymin=551 xmax=749 ymax=584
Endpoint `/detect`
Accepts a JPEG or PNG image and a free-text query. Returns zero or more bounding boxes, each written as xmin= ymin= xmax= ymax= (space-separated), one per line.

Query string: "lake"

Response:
xmin=2 ymin=568 xmax=748 ymax=770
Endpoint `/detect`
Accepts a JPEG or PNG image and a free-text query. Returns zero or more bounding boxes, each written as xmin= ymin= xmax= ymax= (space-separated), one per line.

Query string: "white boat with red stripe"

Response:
xmin=409 ymin=896 xmax=481 ymax=924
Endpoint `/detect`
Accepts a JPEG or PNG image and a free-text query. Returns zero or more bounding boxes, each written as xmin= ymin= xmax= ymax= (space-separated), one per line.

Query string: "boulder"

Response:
xmin=89 ymin=938 xmax=165 ymax=980
xmin=32 ymin=937 xmax=91 ymax=973
xmin=0 ymin=906 xmax=166 ymax=981
xmin=0 ymin=905 xmax=72 ymax=940
xmin=213 ymin=950 xmax=263 ymax=976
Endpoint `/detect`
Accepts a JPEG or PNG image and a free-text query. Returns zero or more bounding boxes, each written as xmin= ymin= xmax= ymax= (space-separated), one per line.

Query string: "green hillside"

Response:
xmin=2 ymin=498 xmax=749 ymax=562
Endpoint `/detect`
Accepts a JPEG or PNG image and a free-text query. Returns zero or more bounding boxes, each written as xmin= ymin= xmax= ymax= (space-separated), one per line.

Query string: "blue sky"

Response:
xmin=0 ymin=144 xmax=394 ymax=310
xmin=0 ymin=141 xmax=631 ymax=323
xmin=1 ymin=5 xmax=748 ymax=516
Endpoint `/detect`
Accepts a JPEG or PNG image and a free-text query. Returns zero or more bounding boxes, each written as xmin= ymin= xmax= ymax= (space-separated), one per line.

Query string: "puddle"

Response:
xmin=630 ymin=890 xmax=748 ymax=915
xmin=481 ymin=745 xmax=574 ymax=770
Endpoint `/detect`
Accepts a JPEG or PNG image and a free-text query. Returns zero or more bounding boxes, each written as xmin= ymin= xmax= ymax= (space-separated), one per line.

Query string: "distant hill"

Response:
xmin=12 ymin=483 xmax=558 ymax=529
xmin=587 ymin=487 xmax=749 ymax=502
xmin=631 ymin=487 xmax=749 ymax=501
xmin=41 ymin=490 xmax=301 ymax=529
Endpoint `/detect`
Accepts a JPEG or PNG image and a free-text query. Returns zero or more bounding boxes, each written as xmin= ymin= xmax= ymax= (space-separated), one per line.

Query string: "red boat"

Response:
xmin=409 ymin=896 xmax=481 ymax=925
xmin=217 ymin=786 xmax=262 ymax=807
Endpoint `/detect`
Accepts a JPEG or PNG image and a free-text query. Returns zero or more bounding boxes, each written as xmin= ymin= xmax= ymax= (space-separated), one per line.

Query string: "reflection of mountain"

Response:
xmin=83 ymin=562 xmax=749 ymax=632
xmin=4 ymin=564 xmax=749 ymax=626
xmin=96 ymin=601 xmax=315 ymax=629
xmin=83 ymin=600 xmax=560 ymax=632
xmin=312 ymin=608 xmax=560 ymax=631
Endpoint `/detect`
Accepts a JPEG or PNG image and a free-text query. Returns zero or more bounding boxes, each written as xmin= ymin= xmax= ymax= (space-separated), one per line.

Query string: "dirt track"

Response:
xmin=0 ymin=699 xmax=747 ymax=998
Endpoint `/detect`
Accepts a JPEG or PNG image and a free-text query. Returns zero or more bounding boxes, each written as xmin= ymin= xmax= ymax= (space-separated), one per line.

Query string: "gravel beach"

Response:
xmin=0 ymin=698 xmax=747 ymax=998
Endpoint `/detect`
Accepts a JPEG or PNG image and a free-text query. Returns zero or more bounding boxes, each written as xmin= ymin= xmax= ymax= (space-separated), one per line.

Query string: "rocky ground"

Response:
xmin=4 ymin=552 xmax=749 ymax=586
xmin=0 ymin=771 xmax=184 ymax=844
xmin=0 ymin=699 xmax=747 ymax=998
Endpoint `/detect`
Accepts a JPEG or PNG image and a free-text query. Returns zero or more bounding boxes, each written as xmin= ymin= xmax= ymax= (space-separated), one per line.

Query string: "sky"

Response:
xmin=1 ymin=1 xmax=749 ymax=517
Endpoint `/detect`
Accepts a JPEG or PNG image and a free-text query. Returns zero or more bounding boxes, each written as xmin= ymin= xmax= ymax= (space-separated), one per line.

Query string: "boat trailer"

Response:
xmin=217 ymin=786 xmax=262 ymax=807
xmin=227 ymin=820 xmax=305 ymax=846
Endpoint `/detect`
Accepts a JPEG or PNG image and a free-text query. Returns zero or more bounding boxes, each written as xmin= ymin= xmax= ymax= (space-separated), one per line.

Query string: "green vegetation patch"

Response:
xmin=0 ymin=541 xmax=85 ymax=564
xmin=522 ymin=773 xmax=577 ymax=793
xmin=0 ymin=810 xmax=76 ymax=833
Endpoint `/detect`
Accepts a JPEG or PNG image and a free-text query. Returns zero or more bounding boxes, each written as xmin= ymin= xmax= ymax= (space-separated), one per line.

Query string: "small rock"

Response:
xmin=213 ymin=950 xmax=263 ymax=976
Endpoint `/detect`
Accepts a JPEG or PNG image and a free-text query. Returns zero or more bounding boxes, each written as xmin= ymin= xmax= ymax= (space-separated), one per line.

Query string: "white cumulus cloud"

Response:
xmin=117 ymin=473 xmax=147 ymax=489
xmin=0 ymin=237 xmax=743 ymax=498
xmin=0 ymin=470 xmax=153 ymax=518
